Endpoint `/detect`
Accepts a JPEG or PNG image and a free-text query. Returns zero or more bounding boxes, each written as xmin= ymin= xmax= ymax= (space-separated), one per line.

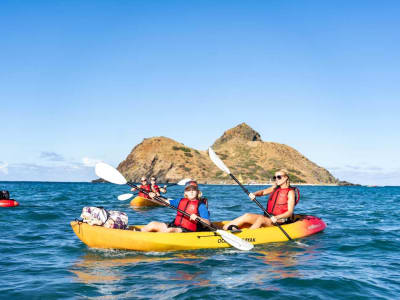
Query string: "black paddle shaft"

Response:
xmin=229 ymin=174 xmax=293 ymax=241
xmin=128 ymin=182 xmax=216 ymax=232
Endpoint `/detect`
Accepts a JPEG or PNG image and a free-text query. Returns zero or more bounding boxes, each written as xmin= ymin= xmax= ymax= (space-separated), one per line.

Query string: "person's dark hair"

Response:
xmin=0 ymin=190 xmax=10 ymax=200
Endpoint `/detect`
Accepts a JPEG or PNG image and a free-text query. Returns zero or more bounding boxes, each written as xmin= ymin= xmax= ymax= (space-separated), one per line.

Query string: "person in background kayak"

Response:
xmin=130 ymin=177 xmax=152 ymax=199
xmin=150 ymin=176 xmax=167 ymax=196
xmin=140 ymin=184 xmax=211 ymax=233
xmin=223 ymin=169 xmax=299 ymax=230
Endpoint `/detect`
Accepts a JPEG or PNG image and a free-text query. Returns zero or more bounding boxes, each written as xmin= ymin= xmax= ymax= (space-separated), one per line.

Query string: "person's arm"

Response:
xmin=190 ymin=204 xmax=211 ymax=225
xmin=160 ymin=185 xmax=167 ymax=193
xmin=151 ymin=185 xmax=161 ymax=196
xmin=190 ymin=214 xmax=211 ymax=225
xmin=148 ymin=192 xmax=174 ymax=205
xmin=271 ymin=190 xmax=295 ymax=223
xmin=249 ymin=184 xmax=277 ymax=200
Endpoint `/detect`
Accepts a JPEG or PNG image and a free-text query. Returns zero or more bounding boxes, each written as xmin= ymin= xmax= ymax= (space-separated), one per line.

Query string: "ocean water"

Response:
xmin=0 ymin=182 xmax=399 ymax=299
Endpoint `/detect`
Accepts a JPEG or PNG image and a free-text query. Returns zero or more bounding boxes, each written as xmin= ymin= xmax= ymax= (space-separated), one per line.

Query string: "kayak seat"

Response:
xmin=227 ymin=225 xmax=242 ymax=233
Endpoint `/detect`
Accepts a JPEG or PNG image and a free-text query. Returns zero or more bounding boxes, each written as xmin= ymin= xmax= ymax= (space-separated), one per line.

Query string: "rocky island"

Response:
xmin=115 ymin=123 xmax=339 ymax=185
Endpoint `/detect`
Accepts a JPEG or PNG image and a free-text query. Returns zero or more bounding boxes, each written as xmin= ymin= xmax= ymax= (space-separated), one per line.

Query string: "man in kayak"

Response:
xmin=223 ymin=169 xmax=299 ymax=230
xmin=130 ymin=177 xmax=152 ymax=199
xmin=150 ymin=176 xmax=167 ymax=196
xmin=140 ymin=184 xmax=211 ymax=233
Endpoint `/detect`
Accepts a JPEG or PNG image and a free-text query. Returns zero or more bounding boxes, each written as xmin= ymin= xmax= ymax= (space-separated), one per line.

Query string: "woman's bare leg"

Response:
xmin=223 ymin=213 xmax=263 ymax=230
xmin=166 ymin=227 xmax=183 ymax=233
xmin=249 ymin=215 xmax=272 ymax=229
xmin=140 ymin=221 xmax=169 ymax=232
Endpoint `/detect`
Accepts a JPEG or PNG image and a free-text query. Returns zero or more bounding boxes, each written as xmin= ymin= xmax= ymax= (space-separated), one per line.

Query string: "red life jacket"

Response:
xmin=266 ymin=187 xmax=300 ymax=216
xmin=138 ymin=184 xmax=151 ymax=199
xmin=151 ymin=184 xmax=160 ymax=194
xmin=173 ymin=198 xmax=201 ymax=231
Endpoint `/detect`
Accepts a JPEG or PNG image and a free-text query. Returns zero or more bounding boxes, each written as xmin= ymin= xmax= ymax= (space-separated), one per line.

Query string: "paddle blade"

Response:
xmin=208 ymin=147 xmax=230 ymax=174
xmin=95 ymin=162 xmax=127 ymax=185
xmin=216 ymin=229 xmax=254 ymax=251
xmin=177 ymin=178 xmax=192 ymax=186
xmin=117 ymin=193 xmax=134 ymax=201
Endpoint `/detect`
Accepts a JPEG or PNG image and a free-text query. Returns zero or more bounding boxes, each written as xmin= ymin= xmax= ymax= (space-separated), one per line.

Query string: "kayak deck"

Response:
xmin=71 ymin=215 xmax=326 ymax=252
xmin=130 ymin=196 xmax=162 ymax=207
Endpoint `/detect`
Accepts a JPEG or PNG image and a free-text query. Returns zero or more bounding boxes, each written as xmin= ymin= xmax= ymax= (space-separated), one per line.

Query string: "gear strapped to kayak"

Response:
xmin=80 ymin=206 xmax=128 ymax=229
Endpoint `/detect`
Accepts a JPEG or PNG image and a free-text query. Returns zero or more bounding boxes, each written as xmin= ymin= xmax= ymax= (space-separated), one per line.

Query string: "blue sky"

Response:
xmin=1 ymin=1 xmax=399 ymax=185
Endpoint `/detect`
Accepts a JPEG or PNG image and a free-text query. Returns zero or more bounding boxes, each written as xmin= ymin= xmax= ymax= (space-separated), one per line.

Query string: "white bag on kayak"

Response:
xmin=80 ymin=207 xmax=108 ymax=226
xmin=103 ymin=210 xmax=129 ymax=229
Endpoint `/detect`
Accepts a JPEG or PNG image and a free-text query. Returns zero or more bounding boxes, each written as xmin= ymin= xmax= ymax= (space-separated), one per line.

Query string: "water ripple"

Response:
xmin=0 ymin=182 xmax=399 ymax=299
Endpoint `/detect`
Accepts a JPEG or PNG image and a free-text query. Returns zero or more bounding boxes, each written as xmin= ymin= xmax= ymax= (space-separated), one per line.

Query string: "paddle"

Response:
xmin=95 ymin=162 xmax=254 ymax=251
xmin=117 ymin=193 xmax=136 ymax=201
xmin=117 ymin=178 xmax=192 ymax=201
xmin=208 ymin=147 xmax=296 ymax=242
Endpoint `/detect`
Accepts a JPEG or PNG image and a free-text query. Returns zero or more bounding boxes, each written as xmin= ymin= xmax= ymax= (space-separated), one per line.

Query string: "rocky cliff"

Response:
xmin=116 ymin=123 xmax=338 ymax=184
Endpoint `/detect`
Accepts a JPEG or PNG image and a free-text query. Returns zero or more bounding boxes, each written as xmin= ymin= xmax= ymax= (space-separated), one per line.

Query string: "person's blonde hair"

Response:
xmin=277 ymin=169 xmax=290 ymax=184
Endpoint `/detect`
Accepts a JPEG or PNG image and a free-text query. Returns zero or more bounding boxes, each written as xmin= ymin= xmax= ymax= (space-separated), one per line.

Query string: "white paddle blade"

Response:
xmin=208 ymin=147 xmax=231 ymax=174
xmin=95 ymin=162 xmax=127 ymax=185
xmin=118 ymin=193 xmax=134 ymax=201
xmin=177 ymin=178 xmax=192 ymax=186
xmin=216 ymin=229 xmax=254 ymax=251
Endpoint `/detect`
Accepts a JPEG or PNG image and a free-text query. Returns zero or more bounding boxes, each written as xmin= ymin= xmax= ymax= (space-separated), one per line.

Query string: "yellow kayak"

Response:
xmin=130 ymin=196 xmax=162 ymax=207
xmin=71 ymin=215 xmax=326 ymax=252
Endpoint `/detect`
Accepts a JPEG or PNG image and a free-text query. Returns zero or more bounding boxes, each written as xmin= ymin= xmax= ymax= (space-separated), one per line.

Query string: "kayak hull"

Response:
xmin=0 ymin=199 xmax=19 ymax=207
xmin=71 ymin=215 xmax=326 ymax=252
xmin=130 ymin=196 xmax=161 ymax=207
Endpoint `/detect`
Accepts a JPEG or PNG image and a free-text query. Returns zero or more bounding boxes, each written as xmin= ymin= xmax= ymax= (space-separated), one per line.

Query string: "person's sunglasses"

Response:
xmin=273 ymin=175 xmax=284 ymax=180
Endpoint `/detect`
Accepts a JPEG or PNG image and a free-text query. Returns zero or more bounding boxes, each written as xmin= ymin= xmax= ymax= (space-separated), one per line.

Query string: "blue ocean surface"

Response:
xmin=0 ymin=182 xmax=399 ymax=299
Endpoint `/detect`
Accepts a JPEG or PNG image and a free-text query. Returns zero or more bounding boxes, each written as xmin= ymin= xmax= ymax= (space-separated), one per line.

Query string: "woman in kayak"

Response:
xmin=223 ymin=169 xmax=298 ymax=230
xmin=130 ymin=177 xmax=152 ymax=199
xmin=150 ymin=176 xmax=167 ymax=196
xmin=140 ymin=184 xmax=211 ymax=233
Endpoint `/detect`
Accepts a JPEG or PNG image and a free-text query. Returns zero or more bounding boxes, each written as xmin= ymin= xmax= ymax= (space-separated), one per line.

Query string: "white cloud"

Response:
xmin=0 ymin=162 xmax=95 ymax=182
xmin=0 ymin=162 xmax=9 ymax=174
xmin=328 ymin=163 xmax=387 ymax=174
xmin=82 ymin=157 xmax=102 ymax=167
xmin=40 ymin=151 xmax=64 ymax=161
xmin=328 ymin=164 xmax=400 ymax=186
xmin=0 ymin=155 xmax=103 ymax=182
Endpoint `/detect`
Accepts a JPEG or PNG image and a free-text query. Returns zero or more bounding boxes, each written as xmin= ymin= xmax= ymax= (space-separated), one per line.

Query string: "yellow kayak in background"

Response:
xmin=71 ymin=215 xmax=326 ymax=252
xmin=130 ymin=196 xmax=162 ymax=207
